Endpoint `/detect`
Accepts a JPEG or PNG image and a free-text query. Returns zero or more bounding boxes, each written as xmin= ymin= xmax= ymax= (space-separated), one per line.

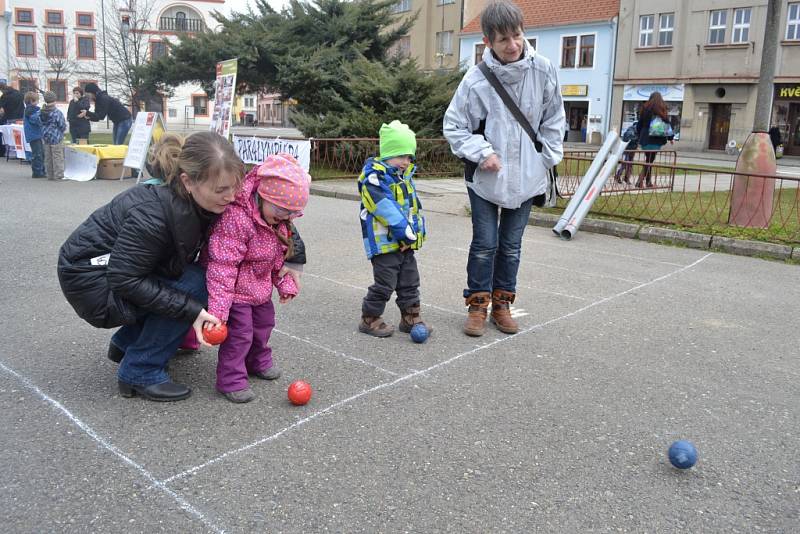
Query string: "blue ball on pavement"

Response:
xmin=668 ymin=440 xmax=698 ymax=469
xmin=410 ymin=324 xmax=429 ymax=343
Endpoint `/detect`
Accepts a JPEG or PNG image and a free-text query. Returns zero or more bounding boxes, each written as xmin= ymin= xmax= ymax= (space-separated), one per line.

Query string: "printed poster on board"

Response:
xmin=123 ymin=112 xmax=165 ymax=172
xmin=209 ymin=58 xmax=238 ymax=138
xmin=232 ymin=136 xmax=311 ymax=172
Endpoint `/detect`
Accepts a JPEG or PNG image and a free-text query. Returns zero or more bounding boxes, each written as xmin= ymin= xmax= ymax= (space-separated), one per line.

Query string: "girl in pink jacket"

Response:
xmin=203 ymin=153 xmax=310 ymax=403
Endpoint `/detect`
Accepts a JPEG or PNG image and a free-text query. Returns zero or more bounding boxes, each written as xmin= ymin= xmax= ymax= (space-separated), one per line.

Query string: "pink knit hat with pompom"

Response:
xmin=256 ymin=153 xmax=310 ymax=211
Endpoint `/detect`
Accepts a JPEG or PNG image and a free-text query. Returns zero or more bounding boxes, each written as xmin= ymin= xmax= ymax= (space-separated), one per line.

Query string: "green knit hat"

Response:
xmin=379 ymin=120 xmax=416 ymax=160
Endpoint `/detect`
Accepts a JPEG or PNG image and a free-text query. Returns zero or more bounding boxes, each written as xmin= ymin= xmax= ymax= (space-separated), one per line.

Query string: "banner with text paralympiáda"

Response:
xmin=232 ymin=136 xmax=311 ymax=173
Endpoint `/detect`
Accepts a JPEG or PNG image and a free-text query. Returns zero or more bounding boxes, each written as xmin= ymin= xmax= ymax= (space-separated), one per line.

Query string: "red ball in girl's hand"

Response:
xmin=287 ymin=380 xmax=312 ymax=405
xmin=203 ymin=323 xmax=228 ymax=345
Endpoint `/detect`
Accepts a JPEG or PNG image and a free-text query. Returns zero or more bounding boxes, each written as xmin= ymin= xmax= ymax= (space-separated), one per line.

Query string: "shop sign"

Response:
xmin=561 ymin=85 xmax=588 ymax=97
xmin=623 ymin=84 xmax=684 ymax=101
xmin=775 ymin=84 xmax=800 ymax=99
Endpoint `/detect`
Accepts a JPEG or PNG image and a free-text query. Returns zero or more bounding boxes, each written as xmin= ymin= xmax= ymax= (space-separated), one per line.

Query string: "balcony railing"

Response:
xmin=159 ymin=16 xmax=204 ymax=32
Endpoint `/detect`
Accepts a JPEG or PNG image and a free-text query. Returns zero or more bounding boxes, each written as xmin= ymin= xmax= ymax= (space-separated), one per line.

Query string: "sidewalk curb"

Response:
xmin=312 ymin=186 xmax=799 ymax=264
xmin=709 ymin=236 xmax=793 ymax=261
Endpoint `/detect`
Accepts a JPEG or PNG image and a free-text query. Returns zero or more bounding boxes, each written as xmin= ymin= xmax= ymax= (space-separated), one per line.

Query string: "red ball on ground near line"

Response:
xmin=202 ymin=323 xmax=228 ymax=345
xmin=288 ymin=380 xmax=312 ymax=405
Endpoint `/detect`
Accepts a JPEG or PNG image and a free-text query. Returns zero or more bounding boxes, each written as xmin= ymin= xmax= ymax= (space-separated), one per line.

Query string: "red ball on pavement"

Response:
xmin=203 ymin=323 xmax=228 ymax=345
xmin=287 ymin=380 xmax=312 ymax=405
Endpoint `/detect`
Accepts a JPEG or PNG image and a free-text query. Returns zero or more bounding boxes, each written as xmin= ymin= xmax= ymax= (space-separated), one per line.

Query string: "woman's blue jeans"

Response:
xmin=113 ymin=265 xmax=207 ymax=386
xmin=465 ymin=188 xmax=534 ymax=298
xmin=113 ymin=118 xmax=133 ymax=145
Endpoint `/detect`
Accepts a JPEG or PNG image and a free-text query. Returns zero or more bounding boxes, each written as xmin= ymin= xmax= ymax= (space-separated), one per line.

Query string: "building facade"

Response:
xmin=459 ymin=1 xmax=620 ymax=143
xmin=1 ymin=0 xmax=225 ymax=127
xmin=389 ymin=0 xmax=464 ymax=71
xmin=611 ymin=0 xmax=800 ymax=153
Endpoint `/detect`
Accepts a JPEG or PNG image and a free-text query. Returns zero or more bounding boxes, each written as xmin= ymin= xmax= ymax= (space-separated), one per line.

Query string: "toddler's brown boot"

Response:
xmin=399 ymin=303 xmax=433 ymax=334
xmin=463 ymin=292 xmax=491 ymax=337
xmin=359 ymin=315 xmax=394 ymax=337
xmin=491 ymin=289 xmax=518 ymax=334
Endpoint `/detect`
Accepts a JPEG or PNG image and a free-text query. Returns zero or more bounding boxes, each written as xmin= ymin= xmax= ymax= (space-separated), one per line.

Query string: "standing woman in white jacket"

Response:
xmin=443 ymin=0 xmax=565 ymax=337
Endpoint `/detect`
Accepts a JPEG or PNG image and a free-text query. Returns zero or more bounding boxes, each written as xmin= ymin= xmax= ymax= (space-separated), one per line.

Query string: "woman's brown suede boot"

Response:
xmin=491 ymin=289 xmax=518 ymax=334
xmin=399 ymin=304 xmax=433 ymax=334
xmin=463 ymin=292 xmax=491 ymax=337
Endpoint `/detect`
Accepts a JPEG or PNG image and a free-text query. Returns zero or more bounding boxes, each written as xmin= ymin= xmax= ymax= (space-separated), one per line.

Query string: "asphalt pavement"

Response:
xmin=0 ymin=159 xmax=797 ymax=533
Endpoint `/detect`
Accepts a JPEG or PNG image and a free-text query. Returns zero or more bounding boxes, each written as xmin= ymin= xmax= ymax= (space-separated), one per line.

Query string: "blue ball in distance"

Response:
xmin=410 ymin=324 xmax=429 ymax=343
xmin=668 ymin=440 xmax=698 ymax=469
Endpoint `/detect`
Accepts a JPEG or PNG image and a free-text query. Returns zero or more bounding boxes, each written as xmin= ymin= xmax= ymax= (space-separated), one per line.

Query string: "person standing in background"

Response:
xmin=67 ymin=87 xmax=91 ymax=144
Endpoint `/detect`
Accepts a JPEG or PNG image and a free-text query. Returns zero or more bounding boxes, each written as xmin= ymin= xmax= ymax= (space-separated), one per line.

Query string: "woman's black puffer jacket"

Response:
xmin=58 ymin=183 xmax=309 ymax=329
xmin=57 ymin=184 xmax=217 ymax=329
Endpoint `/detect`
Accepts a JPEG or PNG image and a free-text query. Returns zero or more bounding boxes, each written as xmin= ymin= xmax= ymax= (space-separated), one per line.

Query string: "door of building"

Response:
xmin=786 ymin=103 xmax=800 ymax=156
xmin=708 ymin=104 xmax=731 ymax=150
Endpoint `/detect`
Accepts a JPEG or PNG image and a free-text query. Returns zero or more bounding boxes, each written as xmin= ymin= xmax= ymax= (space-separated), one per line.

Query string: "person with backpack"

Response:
xmin=615 ymin=121 xmax=639 ymax=185
xmin=636 ymin=92 xmax=673 ymax=188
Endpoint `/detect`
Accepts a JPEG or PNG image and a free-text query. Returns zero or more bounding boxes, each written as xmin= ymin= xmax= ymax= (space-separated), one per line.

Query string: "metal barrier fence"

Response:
xmin=308 ymin=138 xmax=799 ymax=244
xmin=310 ymin=138 xmax=461 ymax=179
xmin=559 ymin=150 xmax=800 ymax=244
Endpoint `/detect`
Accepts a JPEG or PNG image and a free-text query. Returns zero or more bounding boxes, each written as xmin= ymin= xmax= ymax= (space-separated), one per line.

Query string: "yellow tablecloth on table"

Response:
xmin=69 ymin=144 xmax=128 ymax=160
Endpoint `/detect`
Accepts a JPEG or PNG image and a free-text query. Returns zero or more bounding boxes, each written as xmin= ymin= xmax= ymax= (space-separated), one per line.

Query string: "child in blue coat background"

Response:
xmin=23 ymin=91 xmax=45 ymax=178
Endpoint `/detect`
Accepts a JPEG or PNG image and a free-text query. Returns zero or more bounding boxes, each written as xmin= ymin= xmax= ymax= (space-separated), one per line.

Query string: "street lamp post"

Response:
xmin=101 ymin=0 xmax=109 ymax=129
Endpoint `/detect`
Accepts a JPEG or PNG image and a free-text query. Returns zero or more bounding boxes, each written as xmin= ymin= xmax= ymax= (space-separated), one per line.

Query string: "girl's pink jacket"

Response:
xmin=203 ymin=167 xmax=298 ymax=321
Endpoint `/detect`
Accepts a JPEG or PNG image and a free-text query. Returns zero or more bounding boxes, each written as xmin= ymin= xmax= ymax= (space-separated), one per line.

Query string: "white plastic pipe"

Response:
xmin=560 ymin=138 xmax=628 ymax=240
xmin=553 ymin=131 xmax=619 ymax=236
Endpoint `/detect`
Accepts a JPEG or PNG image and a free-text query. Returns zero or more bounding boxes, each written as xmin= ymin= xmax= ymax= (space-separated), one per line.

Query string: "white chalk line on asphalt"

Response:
xmin=273 ymin=328 xmax=401 ymax=376
xmin=0 ymin=361 xmax=226 ymax=534
xmin=304 ymin=271 xmax=463 ymax=316
xmin=443 ymin=245 xmax=645 ymax=284
xmin=522 ymin=235 xmax=686 ymax=267
xmin=159 ymin=252 xmax=712 ymax=486
xmin=419 ymin=261 xmax=589 ymax=302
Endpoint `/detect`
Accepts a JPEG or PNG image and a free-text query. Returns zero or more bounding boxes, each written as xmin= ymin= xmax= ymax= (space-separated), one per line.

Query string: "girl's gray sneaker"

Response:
xmin=253 ymin=366 xmax=281 ymax=380
xmin=223 ymin=387 xmax=255 ymax=403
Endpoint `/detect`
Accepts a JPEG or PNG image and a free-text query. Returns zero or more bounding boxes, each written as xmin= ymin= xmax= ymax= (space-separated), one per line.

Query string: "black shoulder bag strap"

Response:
xmin=478 ymin=61 xmax=542 ymax=154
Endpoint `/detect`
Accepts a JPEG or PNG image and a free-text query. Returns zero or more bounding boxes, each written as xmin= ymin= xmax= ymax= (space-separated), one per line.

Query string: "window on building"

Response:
xmin=16 ymin=33 xmax=35 ymax=57
xmin=46 ymin=35 xmax=66 ymax=57
xmin=391 ymin=0 xmax=411 ymax=13
xmin=245 ymin=97 xmax=254 ymax=107
xmin=46 ymin=11 xmax=63 ymax=26
xmin=639 ymin=15 xmax=654 ymax=47
xmin=561 ymin=36 xmax=577 ymax=68
xmin=578 ymin=35 xmax=594 ymax=67
xmin=19 ymin=79 xmax=37 ymax=93
xmin=192 ymin=95 xmax=208 ymax=116
xmin=658 ymin=13 xmax=674 ymax=46
xmin=77 ymin=36 xmax=95 ymax=59
xmin=168 ymin=108 xmax=177 ymax=118
xmin=76 ymin=12 xmax=94 ymax=28
xmin=788 ymin=3 xmax=800 ymax=40
xmin=436 ymin=31 xmax=453 ymax=55
xmin=474 ymin=43 xmax=485 ymax=65
xmin=15 ymin=9 xmax=33 ymax=24
xmin=49 ymin=80 xmax=68 ymax=102
xmin=436 ymin=0 xmax=455 ymax=4
xmin=527 ymin=38 xmax=537 ymax=51
xmin=150 ymin=41 xmax=167 ymax=60
xmin=709 ymin=10 xmax=727 ymax=44
xmin=732 ymin=7 xmax=751 ymax=43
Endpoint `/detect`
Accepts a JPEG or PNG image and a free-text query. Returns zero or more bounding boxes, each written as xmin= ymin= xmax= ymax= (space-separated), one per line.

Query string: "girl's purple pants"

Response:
xmin=216 ymin=301 xmax=276 ymax=393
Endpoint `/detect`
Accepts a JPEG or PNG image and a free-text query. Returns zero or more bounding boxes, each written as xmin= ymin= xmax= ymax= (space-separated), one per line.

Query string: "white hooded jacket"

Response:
xmin=443 ymin=42 xmax=565 ymax=209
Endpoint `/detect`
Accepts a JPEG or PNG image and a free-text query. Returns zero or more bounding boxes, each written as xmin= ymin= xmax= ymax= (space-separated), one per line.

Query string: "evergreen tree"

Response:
xmin=141 ymin=0 xmax=461 ymax=137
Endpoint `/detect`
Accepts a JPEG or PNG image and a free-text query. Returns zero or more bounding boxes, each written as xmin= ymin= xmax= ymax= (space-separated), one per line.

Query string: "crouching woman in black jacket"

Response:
xmin=57 ymin=132 xmax=245 ymax=401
